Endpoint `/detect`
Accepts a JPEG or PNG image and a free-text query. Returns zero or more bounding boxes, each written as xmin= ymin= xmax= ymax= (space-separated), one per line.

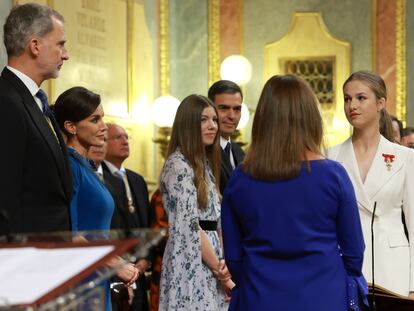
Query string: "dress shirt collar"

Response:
xmin=96 ymin=164 xmax=103 ymax=175
xmin=104 ymin=160 xmax=126 ymax=176
xmin=7 ymin=66 xmax=43 ymax=111
xmin=220 ymin=136 xmax=231 ymax=150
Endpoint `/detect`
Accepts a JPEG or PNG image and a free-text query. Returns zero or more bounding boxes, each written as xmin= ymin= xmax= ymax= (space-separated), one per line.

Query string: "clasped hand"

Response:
xmin=213 ymin=259 xmax=235 ymax=301
xmin=108 ymin=257 xmax=140 ymax=287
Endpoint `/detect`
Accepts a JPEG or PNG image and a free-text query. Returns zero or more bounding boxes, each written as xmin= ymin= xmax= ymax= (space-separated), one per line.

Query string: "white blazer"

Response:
xmin=327 ymin=135 xmax=414 ymax=295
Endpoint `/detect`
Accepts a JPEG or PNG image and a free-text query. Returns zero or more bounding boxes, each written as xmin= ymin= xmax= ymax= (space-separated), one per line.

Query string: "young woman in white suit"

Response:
xmin=327 ymin=71 xmax=414 ymax=297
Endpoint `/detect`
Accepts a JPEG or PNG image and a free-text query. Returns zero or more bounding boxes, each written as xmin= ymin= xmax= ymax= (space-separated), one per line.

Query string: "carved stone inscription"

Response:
xmin=54 ymin=0 xmax=128 ymax=116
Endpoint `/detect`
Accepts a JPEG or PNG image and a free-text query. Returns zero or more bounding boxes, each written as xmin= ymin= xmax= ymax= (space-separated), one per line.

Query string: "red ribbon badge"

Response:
xmin=382 ymin=153 xmax=395 ymax=171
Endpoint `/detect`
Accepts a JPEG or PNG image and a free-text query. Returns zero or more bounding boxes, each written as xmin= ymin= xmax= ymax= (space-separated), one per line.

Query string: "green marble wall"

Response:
xmin=170 ymin=0 xmax=208 ymax=101
xmin=243 ymin=0 xmax=371 ymax=112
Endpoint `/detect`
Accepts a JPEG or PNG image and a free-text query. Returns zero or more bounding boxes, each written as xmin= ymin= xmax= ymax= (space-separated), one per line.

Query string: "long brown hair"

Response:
xmin=167 ymin=94 xmax=221 ymax=208
xmin=243 ymin=74 xmax=323 ymax=180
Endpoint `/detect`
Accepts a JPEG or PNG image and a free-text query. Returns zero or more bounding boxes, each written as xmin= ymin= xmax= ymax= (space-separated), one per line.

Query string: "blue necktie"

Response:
xmin=36 ymin=89 xmax=52 ymax=117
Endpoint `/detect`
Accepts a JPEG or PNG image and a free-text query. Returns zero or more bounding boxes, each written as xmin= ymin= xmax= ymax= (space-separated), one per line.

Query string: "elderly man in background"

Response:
xmin=103 ymin=123 xmax=151 ymax=311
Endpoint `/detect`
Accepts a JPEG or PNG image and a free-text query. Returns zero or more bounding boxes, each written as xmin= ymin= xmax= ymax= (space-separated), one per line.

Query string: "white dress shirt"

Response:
xmin=220 ymin=136 xmax=235 ymax=169
xmin=7 ymin=66 xmax=43 ymax=112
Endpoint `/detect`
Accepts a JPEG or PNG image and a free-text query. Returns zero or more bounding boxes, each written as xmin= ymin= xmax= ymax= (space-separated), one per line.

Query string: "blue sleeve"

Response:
xmin=68 ymin=157 xmax=80 ymax=231
xmin=221 ymin=174 xmax=244 ymax=284
xmin=335 ymin=163 xmax=365 ymax=276
xmin=334 ymin=162 xmax=368 ymax=310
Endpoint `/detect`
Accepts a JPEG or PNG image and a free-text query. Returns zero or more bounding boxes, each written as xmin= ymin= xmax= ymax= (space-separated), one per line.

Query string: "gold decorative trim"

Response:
xmin=208 ymin=0 xmax=220 ymax=87
xmin=159 ymin=0 xmax=170 ymax=96
xmin=127 ymin=0 xmax=134 ymax=113
xmin=396 ymin=0 xmax=406 ymax=124
xmin=371 ymin=0 xmax=377 ymax=71
xmin=239 ymin=0 xmax=244 ymax=54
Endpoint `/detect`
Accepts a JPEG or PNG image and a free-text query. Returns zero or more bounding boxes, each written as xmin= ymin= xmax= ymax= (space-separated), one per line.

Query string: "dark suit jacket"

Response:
xmin=101 ymin=163 xmax=150 ymax=310
xmin=220 ymin=141 xmax=245 ymax=194
xmin=101 ymin=162 xmax=150 ymax=229
xmin=0 ymin=67 xmax=72 ymax=234
xmin=126 ymin=169 xmax=150 ymax=228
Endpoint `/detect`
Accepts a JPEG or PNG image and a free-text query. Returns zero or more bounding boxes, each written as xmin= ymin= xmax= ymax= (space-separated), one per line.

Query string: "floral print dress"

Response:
xmin=159 ymin=150 xmax=228 ymax=311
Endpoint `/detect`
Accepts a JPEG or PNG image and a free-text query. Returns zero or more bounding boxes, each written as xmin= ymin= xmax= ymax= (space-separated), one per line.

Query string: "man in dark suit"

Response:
xmin=0 ymin=3 xmax=72 ymax=235
xmin=88 ymin=139 xmax=129 ymax=224
xmin=104 ymin=123 xmax=150 ymax=311
xmin=208 ymin=80 xmax=245 ymax=194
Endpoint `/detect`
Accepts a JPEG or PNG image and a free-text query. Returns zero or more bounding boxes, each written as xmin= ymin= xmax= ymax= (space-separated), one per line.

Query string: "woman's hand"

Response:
xmin=214 ymin=259 xmax=231 ymax=282
xmin=114 ymin=260 xmax=139 ymax=287
xmin=107 ymin=257 xmax=139 ymax=287
xmin=408 ymin=291 xmax=414 ymax=300
xmin=220 ymin=278 xmax=235 ymax=302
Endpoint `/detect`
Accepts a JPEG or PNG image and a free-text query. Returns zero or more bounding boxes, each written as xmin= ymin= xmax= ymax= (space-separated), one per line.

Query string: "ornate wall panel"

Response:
xmin=265 ymin=12 xmax=351 ymax=146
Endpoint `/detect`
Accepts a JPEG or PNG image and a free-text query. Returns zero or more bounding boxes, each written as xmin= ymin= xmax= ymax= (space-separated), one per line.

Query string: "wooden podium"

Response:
xmin=0 ymin=229 xmax=165 ymax=310
xmin=368 ymin=284 xmax=414 ymax=310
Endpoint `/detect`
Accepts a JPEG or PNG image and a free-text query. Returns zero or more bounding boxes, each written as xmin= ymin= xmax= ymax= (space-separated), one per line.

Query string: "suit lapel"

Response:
xmin=335 ymin=138 xmax=374 ymax=213
xmin=364 ymin=136 xmax=403 ymax=202
xmin=25 ymin=87 xmax=71 ymax=197
xmin=231 ymin=142 xmax=245 ymax=166
xmin=126 ymin=170 xmax=145 ymax=227
xmin=3 ymin=68 xmax=71 ymax=200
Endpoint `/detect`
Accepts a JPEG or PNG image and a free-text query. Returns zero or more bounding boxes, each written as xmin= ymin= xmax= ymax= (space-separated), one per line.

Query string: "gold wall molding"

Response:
xmin=396 ymin=0 xmax=406 ymax=124
xmin=371 ymin=0 xmax=377 ymax=70
xmin=264 ymin=12 xmax=351 ymax=146
xmin=159 ymin=0 xmax=170 ymax=95
xmin=208 ymin=0 xmax=220 ymax=87
xmin=127 ymin=0 xmax=134 ymax=112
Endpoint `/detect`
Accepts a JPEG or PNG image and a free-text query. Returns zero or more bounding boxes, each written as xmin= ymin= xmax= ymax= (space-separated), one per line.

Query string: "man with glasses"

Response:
xmin=103 ymin=123 xmax=151 ymax=310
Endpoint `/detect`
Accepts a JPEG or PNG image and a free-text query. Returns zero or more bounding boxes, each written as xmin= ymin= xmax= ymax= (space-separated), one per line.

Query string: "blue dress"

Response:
xmin=221 ymin=160 xmax=367 ymax=311
xmin=67 ymin=147 xmax=115 ymax=310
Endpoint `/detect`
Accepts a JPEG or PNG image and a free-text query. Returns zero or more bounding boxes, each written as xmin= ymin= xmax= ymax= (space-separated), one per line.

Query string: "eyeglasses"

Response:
xmin=108 ymin=134 xmax=131 ymax=141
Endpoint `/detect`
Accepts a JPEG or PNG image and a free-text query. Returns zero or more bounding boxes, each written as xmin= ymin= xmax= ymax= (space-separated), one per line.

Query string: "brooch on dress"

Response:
xmin=382 ymin=153 xmax=395 ymax=171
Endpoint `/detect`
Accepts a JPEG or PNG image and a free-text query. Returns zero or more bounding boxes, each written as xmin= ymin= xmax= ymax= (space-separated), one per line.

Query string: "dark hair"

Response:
xmin=243 ymin=75 xmax=323 ymax=180
xmin=379 ymin=110 xmax=396 ymax=142
xmin=390 ymin=115 xmax=403 ymax=138
xmin=402 ymin=126 xmax=414 ymax=137
xmin=208 ymin=80 xmax=243 ymax=102
xmin=53 ymin=86 xmax=101 ymax=135
xmin=4 ymin=3 xmax=64 ymax=57
xmin=167 ymin=94 xmax=220 ymax=208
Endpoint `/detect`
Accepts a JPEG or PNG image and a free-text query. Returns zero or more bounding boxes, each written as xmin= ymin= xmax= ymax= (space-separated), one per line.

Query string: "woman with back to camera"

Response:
xmin=221 ymin=75 xmax=367 ymax=311
xmin=158 ymin=94 xmax=232 ymax=310
xmin=53 ymin=86 xmax=139 ymax=310
xmin=327 ymin=71 xmax=414 ymax=297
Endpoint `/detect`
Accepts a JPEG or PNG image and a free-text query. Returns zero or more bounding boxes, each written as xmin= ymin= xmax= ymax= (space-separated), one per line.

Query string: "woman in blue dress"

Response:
xmin=221 ymin=75 xmax=368 ymax=311
xmin=159 ymin=95 xmax=232 ymax=310
xmin=53 ymin=86 xmax=138 ymax=310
